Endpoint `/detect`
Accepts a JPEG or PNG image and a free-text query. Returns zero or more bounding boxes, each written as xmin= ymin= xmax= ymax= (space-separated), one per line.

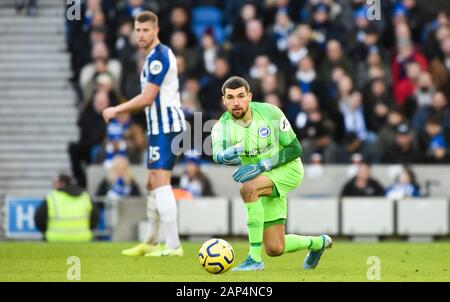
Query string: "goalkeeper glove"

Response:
xmin=232 ymin=159 xmax=272 ymax=183
xmin=216 ymin=146 xmax=245 ymax=166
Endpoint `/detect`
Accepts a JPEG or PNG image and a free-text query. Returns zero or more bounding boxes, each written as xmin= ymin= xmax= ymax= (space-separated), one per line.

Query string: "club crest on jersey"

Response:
xmin=150 ymin=60 xmax=163 ymax=75
xmin=258 ymin=126 xmax=271 ymax=138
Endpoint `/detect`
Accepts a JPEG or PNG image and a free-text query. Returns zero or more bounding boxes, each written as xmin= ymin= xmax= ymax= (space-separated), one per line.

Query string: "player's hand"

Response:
xmin=232 ymin=159 xmax=272 ymax=183
xmin=216 ymin=146 xmax=245 ymax=166
xmin=102 ymin=107 xmax=118 ymax=123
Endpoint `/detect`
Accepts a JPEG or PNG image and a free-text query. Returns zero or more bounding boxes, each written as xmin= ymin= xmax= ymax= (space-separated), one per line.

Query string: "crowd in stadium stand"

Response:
xmin=65 ymin=0 xmax=450 ymax=188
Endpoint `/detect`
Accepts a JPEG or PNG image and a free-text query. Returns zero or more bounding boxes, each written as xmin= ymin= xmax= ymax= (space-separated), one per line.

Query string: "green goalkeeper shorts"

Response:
xmin=260 ymin=158 xmax=304 ymax=226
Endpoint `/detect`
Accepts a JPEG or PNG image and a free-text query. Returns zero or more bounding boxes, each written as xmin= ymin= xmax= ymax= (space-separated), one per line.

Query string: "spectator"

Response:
xmin=284 ymin=85 xmax=303 ymax=124
xmin=355 ymin=48 xmax=391 ymax=90
xmin=34 ymin=174 xmax=99 ymax=242
xmin=398 ymin=0 xmax=425 ymax=44
xmin=429 ymin=36 xmax=450 ymax=99
xmin=103 ymin=112 xmax=131 ymax=168
xmin=340 ymin=89 xmax=367 ymax=141
xmin=249 ymin=55 xmax=278 ymax=81
xmin=413 ymin=91 xmax=450 ymax=134
xmin=341 ymin=163 xmax=385 ymax=197
xmin=197 ymin=31 xmax=222 ymax=76
xmin=393 ymin=60 xmax=423 ymax=107
xmin=293 ymin=93 xmax=338 ymax=163
xmin=170 ymin=30 xmax=200 ymax=76
xmin=319 ymin=39 xmax=354 ymax=82
xmin=79 ymin=41 xmax=122 ymax=100
xmin=263 ymin=93 xmax=282 ymax=108
xmin=349 ymin=23 xmax=384 ymax=65
xmin=122 ymin=50 xmax=146 ymax=101
xmin=115 ymin=19 xmax=139 ymax=94
xmin=115 ymin=18 xmax=135 ymax=58
xmin=385 ymin=167 xmax=421 ymax=198
xmin=96 ymin=156 xmax=141 ymax=199
xmin=68 ymin=0 xmax=111 ymax=81
xmin=423 ymin=11 xmax=449 ymax=59
xmin=378 ymin=107 xmax=407 ymax=156
xmin=260 ymin=74 xmax=285 ymax=100
xmin=229 ymin=1 xmax=261 ymax=42
xmin=181 ymin=89 xmax=202 ymax=122
xmin=95 ymin=111 xmax=146 ymax=166
xmin=159 ymin=5 xmax=197 ymax=48
xmin=116 ymin=0 xmax=153 ymax=21
xmin=345 ymin=5 xmax=370 ymax=46
xmin=277 ymin=31 xmax=309 ymax=74
xmin=337 ymin=80 xmax=375 ymax=143
xmin=293 ymin=55 xmax=325 ymax=99
xmin=82 ymin=71 xmax=121 ymax=109
xmin=334 ymin=132 xmax=378 ymax=164
xmin=404 ymin=71 xmax=436 ymax=119
xmin=308 ymin=3 xmax=339 ymax=48
xmin=271 ymin=8 xmax=295 ymax=53
xmin=68 ymin=90 xmax=109 ymax=187
xmin=380 ymin=123 xmax=424 ymax=164
xmin=232 ymin=18 xmax=277 ymax=75
xmin=177 ymin=153 xmax=214 ymax=197
xmin=264 ymin=0 xmax=303 ymax=25
xmin=391 ymin=23 xmax=428 ymax=103
xmin=423 ymin=116 xmax=450 ymax=163
xmin=363 ymin=78 xmax=392 ymax=132
xmin=199 ymin=56 xmax=231 ymax=119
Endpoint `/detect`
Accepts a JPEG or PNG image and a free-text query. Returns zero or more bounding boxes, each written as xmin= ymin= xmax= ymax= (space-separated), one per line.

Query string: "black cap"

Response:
xmin=344 ymin=132 xmax=359 ymax=144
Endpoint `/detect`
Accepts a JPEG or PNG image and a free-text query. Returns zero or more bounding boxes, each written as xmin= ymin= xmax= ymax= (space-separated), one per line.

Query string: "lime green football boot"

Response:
xmin=122 ymin=243 xmax=161 ymax=256
xmin=145 ymin=245 xmax=184 ymax=257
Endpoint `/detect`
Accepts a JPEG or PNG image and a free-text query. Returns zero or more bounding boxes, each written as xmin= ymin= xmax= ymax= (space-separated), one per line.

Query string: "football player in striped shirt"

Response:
xmin=103 ymin=11 xmax=186 ymax=257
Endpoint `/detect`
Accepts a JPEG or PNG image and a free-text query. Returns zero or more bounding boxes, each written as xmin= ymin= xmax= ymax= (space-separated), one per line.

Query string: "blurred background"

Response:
xmin=0 ymin=0 xmax=449 ymax=243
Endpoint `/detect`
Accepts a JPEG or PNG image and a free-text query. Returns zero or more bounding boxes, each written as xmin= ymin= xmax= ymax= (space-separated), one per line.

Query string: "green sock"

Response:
xmin=245 ymin=199 xmax=264 ymax=263
xmin=283 ymin=234 xmax=324 ymax=254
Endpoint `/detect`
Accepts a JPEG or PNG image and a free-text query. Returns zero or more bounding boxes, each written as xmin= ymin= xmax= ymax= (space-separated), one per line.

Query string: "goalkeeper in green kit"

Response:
xmin=211 ymin=76 xmax=332 ymax=271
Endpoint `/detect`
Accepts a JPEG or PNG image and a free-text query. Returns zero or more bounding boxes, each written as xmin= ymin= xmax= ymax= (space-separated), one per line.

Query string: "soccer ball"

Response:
xmin=198 ymin=238 xmax=235 ymax=274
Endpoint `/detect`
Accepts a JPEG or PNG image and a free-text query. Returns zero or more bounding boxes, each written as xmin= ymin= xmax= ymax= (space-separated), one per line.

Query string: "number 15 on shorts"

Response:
xmin=148 ymin=146 xmax=160 ymax=162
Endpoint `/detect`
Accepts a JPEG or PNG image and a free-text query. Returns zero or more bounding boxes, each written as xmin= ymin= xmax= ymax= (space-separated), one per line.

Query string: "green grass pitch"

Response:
xmin=0 ymin=241 xmax=449 ymax=282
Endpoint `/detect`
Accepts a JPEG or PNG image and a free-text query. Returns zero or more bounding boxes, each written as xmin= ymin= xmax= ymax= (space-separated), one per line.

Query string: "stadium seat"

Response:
xmin=397 ymin=198 xmax=449 ymax=236
xmin=191 ymin=6 xmax=225 ymax=44
xmin=287 ymin=198 xmax=339 ymax=235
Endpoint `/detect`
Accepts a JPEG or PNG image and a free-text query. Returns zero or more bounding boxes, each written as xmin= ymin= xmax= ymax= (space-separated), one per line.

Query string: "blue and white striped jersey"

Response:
xmin=140 ymin=43 xmax=186 ymax=135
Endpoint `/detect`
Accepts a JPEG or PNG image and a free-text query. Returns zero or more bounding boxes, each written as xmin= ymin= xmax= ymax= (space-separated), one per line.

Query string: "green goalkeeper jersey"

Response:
xmin=211 ymin=102 xmax=298 ymax=166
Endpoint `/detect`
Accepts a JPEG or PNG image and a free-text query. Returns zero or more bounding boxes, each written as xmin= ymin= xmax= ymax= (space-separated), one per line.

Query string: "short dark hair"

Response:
xmin=426 ymin=115 xmax=441 ymax=126
xmin=135 ymin=11 xmax=158 ymax=26
xmin=221 ymin=76 xmax=250 ymax=95
xmin=57 ymin=174 xmax=73 ymax=187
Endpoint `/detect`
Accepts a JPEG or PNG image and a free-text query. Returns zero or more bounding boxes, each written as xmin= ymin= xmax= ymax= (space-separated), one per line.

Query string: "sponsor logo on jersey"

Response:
xmin=245 ymin=143 xmax=273 ymax=157
xmin=258 ymin=126 xmax=271 ymax=138
xmin=280 ymin=117 xmax=291 ymax=132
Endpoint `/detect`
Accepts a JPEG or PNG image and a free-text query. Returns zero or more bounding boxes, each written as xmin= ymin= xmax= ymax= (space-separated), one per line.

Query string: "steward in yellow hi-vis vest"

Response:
xmin=34 ymin=174 xmax=99 ymax=242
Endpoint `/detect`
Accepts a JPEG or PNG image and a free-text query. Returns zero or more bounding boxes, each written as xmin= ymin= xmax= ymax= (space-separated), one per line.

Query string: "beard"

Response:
xmin=140 ymin=37 xmax=155 ymax=50
xmin=230 ymin=107 xmax=247 ymax=119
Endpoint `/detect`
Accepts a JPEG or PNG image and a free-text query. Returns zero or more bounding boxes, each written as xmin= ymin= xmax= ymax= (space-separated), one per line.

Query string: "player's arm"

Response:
xmin=232 ymin=138 xmax=302 ymax=183
xmin=265 ymin=106 xmax=302 ymax=170
xmin=233 ymin=106 xmax=302 ymax=183
xmin=102 ymin=83 xmax=159 ymax=123
xmin=104 ymin=51 xmax=169 ymax=123
xmin=265 ymin=137 xmax=302 ymax=170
